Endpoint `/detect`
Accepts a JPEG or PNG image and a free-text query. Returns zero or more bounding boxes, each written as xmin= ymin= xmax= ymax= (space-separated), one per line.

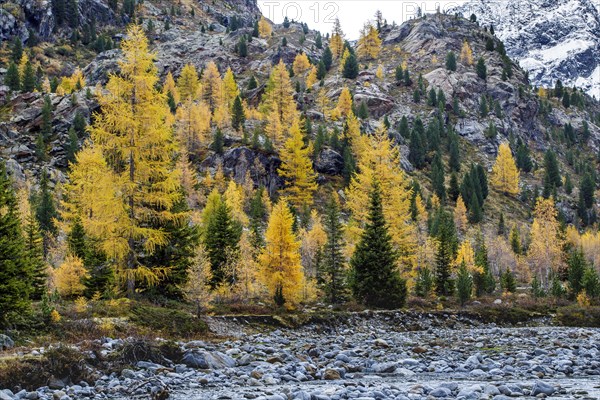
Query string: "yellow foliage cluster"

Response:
xmin=57 ymin=67 xmax=86 ymax=95
xmin=357 ymin=23 xmax=382 ymax=60
xmin=490 ymin=143 xmax=519 ymax=195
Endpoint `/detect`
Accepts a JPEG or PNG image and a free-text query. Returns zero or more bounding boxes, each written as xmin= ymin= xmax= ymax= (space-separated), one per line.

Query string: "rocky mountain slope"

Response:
xmin=1 ymin=0 xmax=599 ymax=229
xmin=452 ymin=0 xmax=600 ymax=99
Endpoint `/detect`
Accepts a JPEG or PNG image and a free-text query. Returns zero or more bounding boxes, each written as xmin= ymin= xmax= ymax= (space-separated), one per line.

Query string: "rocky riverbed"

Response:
xmin=1 ymin=312 xmax=600 ymax=400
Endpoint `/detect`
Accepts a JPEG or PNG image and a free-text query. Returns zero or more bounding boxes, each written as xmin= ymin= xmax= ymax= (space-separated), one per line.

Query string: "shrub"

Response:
xmin=128 ymin=304 xmax=207 ymax=338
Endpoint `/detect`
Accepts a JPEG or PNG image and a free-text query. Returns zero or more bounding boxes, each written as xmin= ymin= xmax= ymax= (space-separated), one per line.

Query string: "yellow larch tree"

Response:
xmin=454 ymin=195 xmax=468 ymax=235
xmin=163 ymin=71 xmax=180 ymax=104
xmin=176 ymin=100 xmax=211 ymax=152
xmin=527 ymin=197 xmax=563 ymax=287
xmin=460 ymin=40 xmax=474 ymax=65
xmin=278 ymin=120 xmax=317 ymax=208
xmin=231 ymin=230 xmax=260 ymax=299
xmin=222 ymin=67 xmax=239 ymax=109
xmin=54 ymin=255 xmax=89 ymax=298
xmin=376 ymin=64 xmax=384 ymax=79
xmin=201 ymin=61 xmax=223 ymax=111
xmin=329 ymin=18 xmax=345 ymax=58
xmin=178 ymin=64 xmax=201 ymax=101
xmin=345 ymin=123 xmax=415 ymax=273
xmin=59 ymin=67 xmax=86 ymax=94
xmin=538 ymin=87 xmax=547 ymax=98
xmin=455 ymin=240 xmax=480 ymax=273
xmin=316 ymin=88 xmax=333 ymax=121
xmin=261 ymin=60 xmax=298 ymax=146
xmin=259 ymin=199 xmax=304 ymax=307
xmin=491 ymin=143 xmax=519 ymax=195
xmin=334 ymin=87 xmax=353 ymax=119
xmin=264 ymin=102 xmax=284 ymax=147
xmin=66 ymin=25 xmax=183 ymax=295
xmin=299 ymin=210 xmax=327 ymax=300
xmin=357 ymin=23 xmax=382 ymax=60
xmin=224 ymin=180 xmax=249 ymax=226
xmin=292 ymin=52 xmax=311 ymax=76
xmin=305 ymin=65 xmax=318 ymax=88
xmin=338 ymin=47 xmax=350 ymax=73
xmin=258 ymin=16 xmax=272 ymax=38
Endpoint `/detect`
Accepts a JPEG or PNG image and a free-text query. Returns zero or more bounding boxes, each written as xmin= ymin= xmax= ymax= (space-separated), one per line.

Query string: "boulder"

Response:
xmin=0 ymin=334 xmax=15 ymax=350
xmin=315 ymin=148 xmax=343 ymax=175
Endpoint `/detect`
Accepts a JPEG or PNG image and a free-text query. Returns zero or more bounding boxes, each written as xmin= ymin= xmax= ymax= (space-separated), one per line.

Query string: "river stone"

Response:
xmin=531 ymin=381 xmax=555 ymax=396
xmin=322 ymin=369 xmax=341 ymax=380
xmin=0 ymin=390 xmax=15 ymax=400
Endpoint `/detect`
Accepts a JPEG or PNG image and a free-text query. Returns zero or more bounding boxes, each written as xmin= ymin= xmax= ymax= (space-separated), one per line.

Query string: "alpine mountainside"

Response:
xmin=451 ymin=0 xmax=600 ymax=99
xmin=2 ymin=0 xmax=600 ymax=382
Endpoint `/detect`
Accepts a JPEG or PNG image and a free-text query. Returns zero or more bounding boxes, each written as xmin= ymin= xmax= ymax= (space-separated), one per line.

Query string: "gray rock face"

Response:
xmin=182 ymin=350 xmax=236 ymax=369
xmin=315 ymin=148 xmax=343 ymax=175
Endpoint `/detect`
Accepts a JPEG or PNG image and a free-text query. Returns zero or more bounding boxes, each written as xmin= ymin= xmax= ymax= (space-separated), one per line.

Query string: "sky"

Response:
xmin=257 ymin=1 xmax=468 ymax=39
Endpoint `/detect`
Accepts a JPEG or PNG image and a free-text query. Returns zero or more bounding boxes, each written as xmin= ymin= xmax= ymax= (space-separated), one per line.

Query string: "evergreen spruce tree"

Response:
xmin=515 ymin=138 xmax=533 ymax=172
xmin=247 ymin=75 xmax=258 ymax=90
xmin=237 ymin=36 xmax=248 ymax=57
xmin=431 ymin=152 xmax=446 ymax=202
xmin=350 ymin=181 xmax=407 ymax=309
xmin=35 ymin=170 xmax=58 ymax=252
xmin=231 ymin=96 xmax=246 ymax=131
xmin=4 ymin=62 xmax=20 ymax=91
xmin=415 ymin=267 xmax=434 ymax=297
xmin=41 ymin=95 xmax=53 ymax=140
xmin=398 ymin=115 xmax=409 ymax=138
xmin=445 ymin=51 xmax=457 ymax=71
xmin=143 ymin=198 xmax=201 ymax=299
xmin=582 ymin=267 xmax=600 ymax=299
xmin=456 ymin=261 xmax=473 ymax=306
xmin=11 ymin=37 xmax=23 ymax=63
xmin=342 ymin=53 xmax=359 ymax=79
xmin=249 ymin=187 xmax=267 ymax=250
xmin=23 ymin=208 xmax=47 ymax=300
xmin=476 ymin=57 xmax=487 ymax=80
xmin=473 ymin=234 xmax=495 ymax=295
xmin=434 ymin=209 xmax=457 ymax=296
xmin=562 ymin=91 xmax=570 ymax=108
xmin=497 ymin=212 xmax=506 ymax=235
xmin=322 ymin=46 xmax=333 ymax=70
xmin=543 ymin=150 xmax=561 ymax=191
xmin=500 ymin=268 xmax=516 ymax=293
xmin=204 ymin=193 xmax=241 ymax=288
xmin=315 ymin=32 xmax=323 ymax=49
xmin=319 ymin=195 xmax=348 ymax=303
xmin=448 ymin=133 xmax=460 ymax=172
xmin=211 ymin=128 xmax=225 ymax=154
xmin=448 ymin=172 xmax=460 ymax=201
xmin=567 ymin=248 xmax=587 ymax=299
xmin=21 ymin=61 xmax=36 ymax=92
xmin=0 ymin=161 xmax=32 ymax=326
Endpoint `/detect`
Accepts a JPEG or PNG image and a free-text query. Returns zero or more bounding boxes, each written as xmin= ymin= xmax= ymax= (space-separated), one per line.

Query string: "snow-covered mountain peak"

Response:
xmin=451 ymin=0 xmax=600 ymax=99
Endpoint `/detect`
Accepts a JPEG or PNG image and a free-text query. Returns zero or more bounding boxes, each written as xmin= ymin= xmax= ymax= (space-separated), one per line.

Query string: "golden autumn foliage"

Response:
xmin=305 ymin=65 xmax=318 ymax=88
xmin=460 ymin=40 xmax=474 ymax=65
xmin=491 ymin=143 xmax=519 ymax=195
xmin=176 ymin=100 xmax=211 ymax=152
xmin=278 ymin=120 xmax=317 ymax=208
xmin=292 ymin=52 xmax=311 ymax=75
xmin=538 ymin=87 xmax=547 ymax=98
xmin=261 ymin=60 xmax=298 ymax=147
xmin=454 ymin=195 xmax=468 ymax=235
xmin=329 ymin=18 xmax=344 ymax=58
xmin=163 ymin=71 xmax=180 ymax=103
xmin=455 ymin=240 xmax=481 ymax=273
xmin=375 ymin=64 xmax=384 ymax=79
xmin=357 ymin=23 xmax=381 ymax=60
xmin=335 ymin=87 xmax=353 ymax=119
xmin=54 ymin=255 xmax=88 ymax=298
xmin=58 ymin=67 xmax=86 ymax=94
xmin=178 ymin=64 xmax=201 ymax=101
xmin=258 ymin=16 xmax=272 ymax=38
xmin=65 ymin=25 xmax=183 ymax=294
xmin=222 ymin=67 xmax=239 ymax=108
xmin=259 ymin=200 xmax=304 ymax=307
xmin=346 ymin=123 xmax=415 ymax=273
xmin=528 ymin=197 xmax=563 ymax=286
xmin=224 ymin=180 xmax=249 ymax=226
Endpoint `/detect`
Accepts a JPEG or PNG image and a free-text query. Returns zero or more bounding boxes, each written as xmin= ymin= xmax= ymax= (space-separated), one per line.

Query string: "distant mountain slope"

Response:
xmin=451 ymin=0 xmax=600 ymax=98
